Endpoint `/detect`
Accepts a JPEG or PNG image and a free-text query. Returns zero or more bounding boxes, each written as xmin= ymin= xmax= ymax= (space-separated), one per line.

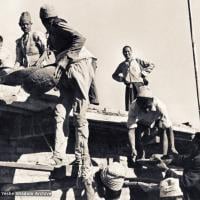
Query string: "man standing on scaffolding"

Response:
xmin=112 ymin=45 xmax=155 ymax=111
xmin=39 ymin=4 xmax=97 ymax=183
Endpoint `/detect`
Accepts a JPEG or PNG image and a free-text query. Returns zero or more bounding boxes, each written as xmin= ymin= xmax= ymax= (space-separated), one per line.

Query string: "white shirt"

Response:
xmin=127 ymin=97 xmax=172 ymax=129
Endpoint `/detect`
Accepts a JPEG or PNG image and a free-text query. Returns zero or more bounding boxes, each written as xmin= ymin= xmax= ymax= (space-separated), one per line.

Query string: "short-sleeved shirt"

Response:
xmin=127 ymin=97 xmax=172 ymax=129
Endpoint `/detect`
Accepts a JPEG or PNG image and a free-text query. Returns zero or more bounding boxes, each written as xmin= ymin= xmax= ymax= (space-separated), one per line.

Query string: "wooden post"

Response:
xmin=187 ymin=0 xmax=200 ymax=122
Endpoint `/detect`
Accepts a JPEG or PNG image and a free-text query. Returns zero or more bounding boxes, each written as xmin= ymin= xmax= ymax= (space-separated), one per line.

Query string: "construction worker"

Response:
xmin=160 ymin=178 xmax=183 ymax=200
xmin=39 ymin=4 xmax=96 ymax=179
xmin=15 ymin=11 xmax=47 ymax=68
xmin=127 ymin=86 xmax=178 ymax=163
xmin=155 ymin=132 xmax=200 ymax=200
xmin=112 ymin=45 xmax=154 ymax=111
xmin=84 ymin=162 xmax=126 ymax=200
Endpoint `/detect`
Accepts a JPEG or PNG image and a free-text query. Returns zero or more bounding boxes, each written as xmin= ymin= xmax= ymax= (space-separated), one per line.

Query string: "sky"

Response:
xmin=0 ymin=0 xmax=200 ymax=128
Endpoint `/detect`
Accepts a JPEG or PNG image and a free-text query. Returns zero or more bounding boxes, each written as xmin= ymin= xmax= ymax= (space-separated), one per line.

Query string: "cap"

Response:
xmin=100 ymin=162 xmax=126 ymax=191
xmin=137 ymin=86 xmax=153 ymax=98
xmin=40 ymin=4 xmax=57 ymax=19
xmin=160 ymin=178 xmax=183 ymax=198
xmin=19 ymin=12 xmax=32 ymax=25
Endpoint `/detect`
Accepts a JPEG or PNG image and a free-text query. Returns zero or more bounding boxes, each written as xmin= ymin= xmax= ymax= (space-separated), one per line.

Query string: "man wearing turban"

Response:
xmin=15 ymin=11 xmax=47 ymax=68
xmin=39 ymin=4 xmax=98 ymax=180
xmin=93 ymin=162 xmax=126 ymax=200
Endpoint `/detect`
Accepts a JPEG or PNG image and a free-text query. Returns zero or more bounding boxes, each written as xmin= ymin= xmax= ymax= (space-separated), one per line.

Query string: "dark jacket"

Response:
xmin=166 ymin=153 xmax=200 ymax=200
xmin=47 ymin=18 xmax=86 ymax=61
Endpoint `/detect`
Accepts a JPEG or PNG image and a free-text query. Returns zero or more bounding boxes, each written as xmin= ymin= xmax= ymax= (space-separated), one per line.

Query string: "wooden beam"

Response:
xmin=0 ymin=161 xmax=54 ymax=172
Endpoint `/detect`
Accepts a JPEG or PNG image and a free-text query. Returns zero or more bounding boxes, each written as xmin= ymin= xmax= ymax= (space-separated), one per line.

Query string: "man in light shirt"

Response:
xmin=112 ymin=46 xmax=154 ymax=111
xmin=0 ymin=35 xmax=13 ymax=68
xmin=127 ymin=86 xmax=178 ymax=163
xmin=15 ymin=12 xmax=47 ymax=68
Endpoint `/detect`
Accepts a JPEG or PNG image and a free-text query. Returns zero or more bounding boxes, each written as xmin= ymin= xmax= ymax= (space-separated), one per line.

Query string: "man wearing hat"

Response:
xmin=127 ymin=86 xmax=178 ymax=163
xmin=39 ymin=4 xmax=98 ymax=175
xmin=160 ymin=178 xmax=183 ymax=200
xmin=93 ymin=162 xmax=126 ymax=200
xmin=155 ymin=132 xmax=200 ymax=200
xmin=112 ymin=45 xmax=155 ymax=111
xmin=15 ymin=11 xmax=47 ymax=68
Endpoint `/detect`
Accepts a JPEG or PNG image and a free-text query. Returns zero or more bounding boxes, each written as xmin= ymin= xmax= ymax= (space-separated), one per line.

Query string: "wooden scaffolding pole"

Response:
xmin=187 ymin=0 xmax=200 ymax=122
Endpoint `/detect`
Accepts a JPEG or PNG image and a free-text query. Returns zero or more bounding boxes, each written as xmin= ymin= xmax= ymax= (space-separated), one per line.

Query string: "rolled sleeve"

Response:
xmin=156 ymin=99 xmax=172 ymax=128
xmin=136 ymin=58 xmax=155 ymax=77
xmin=112 ymin=63 xmax=124 ymax=82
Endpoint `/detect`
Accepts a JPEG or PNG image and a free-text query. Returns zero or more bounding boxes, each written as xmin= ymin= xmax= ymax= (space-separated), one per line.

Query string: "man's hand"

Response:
xmin=131 ymin=151 xmax=137 ymax=163
xmin=122 ymin=77 xmax=130 ymax=86
xmin=157 ymin=159 xmax=168 ymax=171
xmin=151 ymin=154 xmax=170 ymax=171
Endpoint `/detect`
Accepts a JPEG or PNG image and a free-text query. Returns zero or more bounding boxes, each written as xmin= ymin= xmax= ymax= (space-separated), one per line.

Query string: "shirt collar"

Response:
xmin=125 ymin=57 xmax=134 ymax=62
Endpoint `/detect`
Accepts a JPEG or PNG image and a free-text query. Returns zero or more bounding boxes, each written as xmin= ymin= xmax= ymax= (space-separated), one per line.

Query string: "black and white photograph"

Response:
xmin=0 ymin=0 xmax=199 ymax=199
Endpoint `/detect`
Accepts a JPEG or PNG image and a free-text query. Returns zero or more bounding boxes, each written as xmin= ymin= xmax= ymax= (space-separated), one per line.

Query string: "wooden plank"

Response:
xmin=0 ymin=161 xmax=54 ymax=172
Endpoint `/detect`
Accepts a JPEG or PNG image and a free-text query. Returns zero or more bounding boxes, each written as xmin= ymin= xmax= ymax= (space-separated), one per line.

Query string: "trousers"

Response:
xmin=125 ymin=82 xmax=144 ymax=111
xmin=53 ymin=58 xmax=94 ymax=164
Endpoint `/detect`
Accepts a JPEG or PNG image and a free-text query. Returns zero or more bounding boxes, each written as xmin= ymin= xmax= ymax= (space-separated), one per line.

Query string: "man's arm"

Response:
xmin=33 ymin=32 xmax=46 ymax=54
xmin=53 ymin=20 xmax=86 ymax=78
xmin=136 ymin=58 xmax=155 ymax=77
xmin=156 ymin=98 xmax=172 ymax=129
xmin=14 ymin=39 xmax=23 ymax=67
xmin=154 ymin=157 xmax=181 ymax=178
xmin=55 ymin=20 xmax=86 ymax=54
xmin=171 ymin=154 xmax=193 ymax=168
xmin=33 ymin=32 xmax=48 ymax=67
xmin=128 ymin=128 xmax=137 ymax=158
xmin=112 ymin=64 xmax=125 ymax=82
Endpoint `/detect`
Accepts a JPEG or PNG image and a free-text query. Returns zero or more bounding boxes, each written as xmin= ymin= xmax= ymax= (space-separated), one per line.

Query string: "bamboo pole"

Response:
xmin=187 ymin=0 xmax=200 ymax=121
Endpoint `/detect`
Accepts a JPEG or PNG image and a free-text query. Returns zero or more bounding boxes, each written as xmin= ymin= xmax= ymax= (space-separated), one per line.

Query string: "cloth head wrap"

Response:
xmin=19 ymin=12 xmax=32 ymax=25
xmin=100 ymin=162 xmax=126 ymax=191
xmin=40 ymin=4 xmax=57 ymax=19
xmin=160 ymin=178 xmax=183 ymax=198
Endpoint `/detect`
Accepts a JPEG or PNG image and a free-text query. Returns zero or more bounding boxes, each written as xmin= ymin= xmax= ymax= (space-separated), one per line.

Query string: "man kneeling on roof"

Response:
xmin=127 ymin=86 xmax=178 ymax=163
